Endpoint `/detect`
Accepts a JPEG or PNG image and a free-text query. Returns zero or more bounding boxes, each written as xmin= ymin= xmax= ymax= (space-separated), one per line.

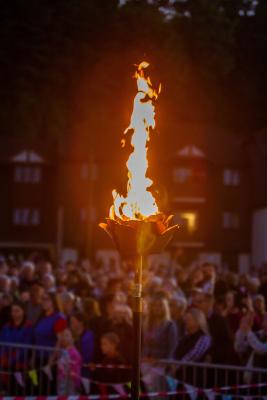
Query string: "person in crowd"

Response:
xmin=70 ymin=311 xmax=94 ymax=377
xmin=0 ymin=301 xmax=33 ymax=364
xmin=34 ymin=292 xmax=67 ymax=349
xmin=100 ymin=332 xmax=125 ymax=364
xmin=175 ymin=308 xmax=212 ymax=388
xmin=58 ymin=291 xmax=76 ymax=320
xmin=175 ymin=308 xmax=211 ymax=362
xmin=0 ymin=301 xmax=33 ymax=344
xmin=143 ymin=295 xmax=177 ymax=360
xmin=169 ymin=296 xmax=187 ymax=343
xmin=93 ymin=332 xmax=131 ymax=389
xmin=56 ymin=328 xmax=82 ymax=395
xmin=253 ymin=294 xmax=266 ymax=331
xmin=202 ymin=263 xmax=216 ymax=294
xmin=0 ymin=301 xmax=33 ymax=394
xmin=83 ymin=297 xmax=104 ymax=359
xmin=186 ymin=267 xmax=204 ymax=295
xmin=222 ymin=290 xmax=243 ymax=334
xmin=234 ymin=311 xmax=267 ymax=389
xmin=0 ymin=293 xmax=13 ymax=328
xmin=235 ymin=312 xmax=267 ymax=371
xmin=25 ymin=282 xmax=44 ymax=324
xmin=42 ymin=273 xmax=56 ymax=293
xmin=0 ymin=275 xmax=11 ymax=294
xmin=19 ymin=262 xmax=36 ymax=292
xmin=102 ymin=296 xmax=133 ymax=362
xmin=37 ymin=261 xmax=53 ymax=279
xmin=195 ymin=292 xmax=238 ymax=364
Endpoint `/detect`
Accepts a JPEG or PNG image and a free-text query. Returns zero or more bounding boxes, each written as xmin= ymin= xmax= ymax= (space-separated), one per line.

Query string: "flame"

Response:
xmin=109 ymin=61 xmax=160 ymax=221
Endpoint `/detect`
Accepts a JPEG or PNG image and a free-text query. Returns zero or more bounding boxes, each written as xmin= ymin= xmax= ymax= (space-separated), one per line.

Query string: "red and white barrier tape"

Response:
xmin=83 ymin=363 xmax=131 ymax=369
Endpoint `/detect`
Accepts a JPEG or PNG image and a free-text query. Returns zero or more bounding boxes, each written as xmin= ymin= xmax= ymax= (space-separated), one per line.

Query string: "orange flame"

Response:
xmin=109 ymin=61 xmax=160 ymax=221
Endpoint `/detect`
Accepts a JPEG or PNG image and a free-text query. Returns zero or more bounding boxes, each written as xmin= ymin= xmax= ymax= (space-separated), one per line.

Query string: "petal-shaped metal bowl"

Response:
xmin=99 ymin=214 xmax=179 ymax=258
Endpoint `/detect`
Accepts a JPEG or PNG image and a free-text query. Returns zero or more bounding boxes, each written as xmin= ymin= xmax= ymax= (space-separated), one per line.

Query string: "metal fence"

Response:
xmin=0 ymin=342 xmax=67 ymax=396
xmin=1 ymin=342 xmax=267 ymax=398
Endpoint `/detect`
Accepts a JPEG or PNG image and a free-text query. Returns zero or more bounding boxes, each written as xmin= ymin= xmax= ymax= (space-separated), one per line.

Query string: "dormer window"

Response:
xmin=12 ymin=150 xmax=44 ymax=184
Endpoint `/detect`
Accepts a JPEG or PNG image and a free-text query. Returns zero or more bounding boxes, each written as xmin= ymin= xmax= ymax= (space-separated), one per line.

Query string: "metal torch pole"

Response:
xmin=131 ymin=254 xmax=143 ymax=400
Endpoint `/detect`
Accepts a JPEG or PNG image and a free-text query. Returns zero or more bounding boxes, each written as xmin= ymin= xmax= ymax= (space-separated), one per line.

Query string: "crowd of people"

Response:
xmin=0 ymin=253 xmax=267 ymax=395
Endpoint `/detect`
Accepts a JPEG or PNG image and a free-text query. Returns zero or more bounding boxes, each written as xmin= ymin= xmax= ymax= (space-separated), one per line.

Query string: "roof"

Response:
xmin=0 ymin=136 xmax=58 ymax=164
xmin=164 ymin=122 xmax=246 ymax=166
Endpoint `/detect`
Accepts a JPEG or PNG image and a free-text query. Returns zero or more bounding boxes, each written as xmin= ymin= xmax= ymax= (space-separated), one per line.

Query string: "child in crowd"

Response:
xmin=93 ymin=332 xmax=130 ymax=385
xmin=56 ymin=328 xmax=81 ymax=395
xmin=100 ymin=332 xmax=124 ymax=364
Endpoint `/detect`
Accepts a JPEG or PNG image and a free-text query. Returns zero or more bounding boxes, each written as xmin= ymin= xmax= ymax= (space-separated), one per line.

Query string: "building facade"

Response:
xmin=0 ymin=125 xmax=255 ymax=269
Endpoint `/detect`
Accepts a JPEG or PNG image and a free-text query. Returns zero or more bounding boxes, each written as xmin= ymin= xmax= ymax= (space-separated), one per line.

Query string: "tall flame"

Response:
xmin=109 ymin=61 xmax=160 ymax=221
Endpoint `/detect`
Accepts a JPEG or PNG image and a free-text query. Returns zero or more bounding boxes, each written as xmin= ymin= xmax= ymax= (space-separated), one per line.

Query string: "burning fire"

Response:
xmin=100 ymin=62 xmax=178 ymax=257
xmin=109 ymin=61 xmax=161 ymax=221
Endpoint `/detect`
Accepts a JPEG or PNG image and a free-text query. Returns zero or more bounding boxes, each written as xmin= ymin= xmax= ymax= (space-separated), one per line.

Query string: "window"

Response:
xmin=14 ymin=166 xmax=42 ymax=183
xmin=174 ymin=211 xmax=198 ymax=233
xmin=223 ymin=212 xmax=240 ymax=229
xmin=223 ymin=169 xmax=240 ymax=186
xmin=173 ymin=167 xmax=192 ymax=183
xmin=13 ymin=208 xmax=40 ymax=226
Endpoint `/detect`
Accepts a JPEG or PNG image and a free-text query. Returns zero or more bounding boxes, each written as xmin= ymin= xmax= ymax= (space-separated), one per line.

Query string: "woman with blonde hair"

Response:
xmin=143 ymin=295 xmax=177 ymax=360
xmin=175 ymin=308 xmax=211 ymax=362
xmin=142 ymin=295 xmax=177 ymax=395
xmin=174 ymin=308 xmax=212 ymax=388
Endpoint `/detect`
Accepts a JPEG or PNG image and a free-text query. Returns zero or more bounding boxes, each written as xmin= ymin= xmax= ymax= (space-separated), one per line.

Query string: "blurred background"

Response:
xmin=0 ymin=0 xmax=267 ymax=271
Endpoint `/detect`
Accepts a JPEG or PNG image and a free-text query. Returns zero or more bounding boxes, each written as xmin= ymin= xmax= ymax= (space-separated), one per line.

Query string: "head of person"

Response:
xmin=30 ymin=282 xmax=44 ymax=304
xmin=58 ymin=291 xmax=76 ymax=316
xmin=195 ymin=293 xmax=214 ymax=316
xmin=241 ymin=294 xmax=254 ymax=312
xmin=169 ymin=297 xmax=187 ymax=320
xmin=112 ymin=291 xmax=127 ymax=306
xmin=0 ymin=261 xmax=8 ymax=275
xmin=202 ymin=263 xmax=216 ymax=281
xmin=38 ymin=261 xmax=52 ymax=277
xmin=58 ymin=328 xmax=74 ymax=349
xmin=254 ymin=295 xmax=266 ymax=315
xmin=111 ymin=304 xmax=133 ymax=325
xmin=11 ymin=301 xmax=26 ymax=326
xmin=20 ymin=262 xmax=35 ymax=281
xmin=0 ymin=293 xmax=13 ymax=308
xmin=239 ymin=274 xmax=249 ymax=289
xmin=83 ymin=298 xmax=101 ymax=319
xmin=101 ymin=332 xmax=120 ymax=358
xmin=10 ymin=277 xmax=19 ymax=293
xmin=0 ymin=275 xmax=11 ymax=293
xmin=147 ymin=295 xmax=171 ymax=328
xmin=41 ymin=292 xmax=59 ymax=315
xmin=249 ymin=277 xmax=261 ymax=295
xmin=184 ymin=308 xmax=209 ymax=335
xmin=70 ymin=311 xmax=86 ymax=336
xmin=190 ymin=267 xmax=204 ymax=286
xmin=42 ymin=273 xmax=56 ymax=292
